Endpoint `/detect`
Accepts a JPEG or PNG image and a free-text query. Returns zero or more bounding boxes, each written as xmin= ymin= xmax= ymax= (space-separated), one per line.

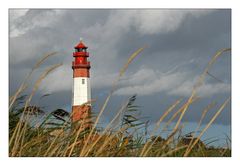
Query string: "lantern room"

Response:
xmin=72 ymin=40 xmax=90 ymax=69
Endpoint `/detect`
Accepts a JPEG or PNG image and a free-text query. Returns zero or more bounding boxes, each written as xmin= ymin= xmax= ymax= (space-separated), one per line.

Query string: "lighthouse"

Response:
xmin=72 ymin=40 xmax=91 ymax=123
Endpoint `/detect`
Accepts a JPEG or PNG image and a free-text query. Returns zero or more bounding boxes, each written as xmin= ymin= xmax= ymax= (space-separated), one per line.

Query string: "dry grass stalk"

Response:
xmin=182 ymin=48 xmax=231 ymax=156
xmin=82 ymin=100 xmax=130 ymax=156
xmin=172 ymin=93 xmax=195 ymax=132
xmin=139 ymin=99 xmax=181 ymax=156
xmin=43 ymin=112 xmax=73 ymax=156
xmin=10 ymin=63 xmax=62 ymax=156
xmin=67 ymin=120 xmax=87 ymax=156
xmin=119 ymin=46 xmax=147 ymax=77
xmin=9 ymin=48 xmax=231 ymax=157
xmin=142 ymin=125 xmax=182 ymax=157
xmin=95 ymin=127 xmax=128 ymax=156
xmin=79 ymin=46 xmax=146 ymax=156
xmin=155 ymin=99 xmax=182 ymax=132
xmin=9 ymin=52 xmax=57 ymax=109
xmin=184 ymin=97 xmax=230 ymax=157
xmin=161 ymin=97 xmax=198 ymax=133
xmin=171 ymin=48 xmax=231 ymax=135
xmin=161 ymin=145 xmax=188 ymax=157
xmin=184 ymin=102 xmax=216 ymax=155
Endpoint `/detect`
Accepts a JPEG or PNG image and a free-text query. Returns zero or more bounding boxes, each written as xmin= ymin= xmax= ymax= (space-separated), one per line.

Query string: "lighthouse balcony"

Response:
xmin=73 ymin=52 xmax=89 ymax=57
xmin=72 ymin=61 xmax=91 ymax=69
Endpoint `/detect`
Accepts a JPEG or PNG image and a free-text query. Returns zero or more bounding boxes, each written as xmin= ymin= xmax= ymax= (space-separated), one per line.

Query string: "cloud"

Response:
xmin=39 ymin=64 xmax=118 ymax=93
xmin=115 ymin=68 xmax=188 ymax=96
xmin=9 ymin=9 xmax=29 ymax=21
xmin=81 ymin=10 xmax=212 ymax=44
xmin=132 ymin=10 xmax=212 ymax=35
xmin=39 ymin=64 xmax=72 ymax=93
xmin=10 ymin=9 xmax=66 ymax=38
xmin=9 ymin=9 xmax=29 ymax=38
xmin=169 ymin=78 xmax=230 ymax=97
xmin=114 ymin=67 xmax=230 ymax=97
xmin=10 ymin=9 xmax=212 ymax=40
xmin=91 ymin=72 xmax=118 ymax=89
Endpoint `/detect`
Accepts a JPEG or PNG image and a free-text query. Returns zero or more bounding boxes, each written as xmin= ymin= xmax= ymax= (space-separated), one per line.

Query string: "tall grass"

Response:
xmin=9 ymin=48 xmax=231 ymax=157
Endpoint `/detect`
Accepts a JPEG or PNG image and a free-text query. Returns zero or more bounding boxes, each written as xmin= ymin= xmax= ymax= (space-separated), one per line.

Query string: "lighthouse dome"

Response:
xmin=75 ymin=41 xmax=88 ymax=49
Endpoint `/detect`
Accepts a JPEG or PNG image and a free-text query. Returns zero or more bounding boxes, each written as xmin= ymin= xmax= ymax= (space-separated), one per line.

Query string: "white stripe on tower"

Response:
xmin=73 ymin=77 xmax=91 ymax=106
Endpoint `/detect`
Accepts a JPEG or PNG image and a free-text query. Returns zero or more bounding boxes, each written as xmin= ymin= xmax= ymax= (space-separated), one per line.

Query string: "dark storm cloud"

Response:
xmin=9 ymin=9 xmax=231 ymax=125
xmin=114 ymin=10 xmax=231 ymax=72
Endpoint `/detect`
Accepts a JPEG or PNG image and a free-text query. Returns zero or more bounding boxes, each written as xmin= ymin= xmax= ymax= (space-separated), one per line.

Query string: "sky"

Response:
xmin=9 ymin=9 xmax=231 ymax=140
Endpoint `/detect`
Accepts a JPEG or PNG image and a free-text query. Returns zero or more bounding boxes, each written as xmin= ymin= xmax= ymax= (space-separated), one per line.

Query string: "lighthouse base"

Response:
xmin=72 ymin=105 xmax=91 ymax=124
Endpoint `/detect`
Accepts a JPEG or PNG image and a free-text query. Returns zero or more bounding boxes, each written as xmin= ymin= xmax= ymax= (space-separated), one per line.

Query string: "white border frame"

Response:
xmin=2 ymin=1 xmax=239 ymax=167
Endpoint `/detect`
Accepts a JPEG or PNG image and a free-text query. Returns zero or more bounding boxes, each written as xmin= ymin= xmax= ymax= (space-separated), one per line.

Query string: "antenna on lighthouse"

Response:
xmin=79 ymin=37 xmax=83 ymax=42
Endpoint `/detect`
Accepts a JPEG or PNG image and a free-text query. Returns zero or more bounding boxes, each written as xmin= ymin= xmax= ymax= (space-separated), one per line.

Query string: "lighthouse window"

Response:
xmin=82 ymin=79 xmax=85 ymax=84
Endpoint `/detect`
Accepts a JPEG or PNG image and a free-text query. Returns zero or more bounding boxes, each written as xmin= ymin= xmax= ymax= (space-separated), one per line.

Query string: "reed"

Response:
xmin=9 ymin=48 xmax=231 ymax=157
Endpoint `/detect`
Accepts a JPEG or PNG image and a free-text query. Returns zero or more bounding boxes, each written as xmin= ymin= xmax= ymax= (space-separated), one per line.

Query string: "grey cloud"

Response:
xmin=115 ymin=68 xmax=189 ymax=96
xmin=10 ymin=9 xmax=66 ymax=38
xmin=168 ymin=77 xmax=230 ymax=97
xmin=114 ymin=67 xmax=230 ymax=97
xmin=131 ymin=10 xmax=212 ymax=35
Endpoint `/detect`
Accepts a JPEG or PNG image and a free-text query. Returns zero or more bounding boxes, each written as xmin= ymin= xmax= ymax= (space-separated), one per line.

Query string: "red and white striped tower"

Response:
xmin=72 ymin=39 xmax=91 ymax=123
